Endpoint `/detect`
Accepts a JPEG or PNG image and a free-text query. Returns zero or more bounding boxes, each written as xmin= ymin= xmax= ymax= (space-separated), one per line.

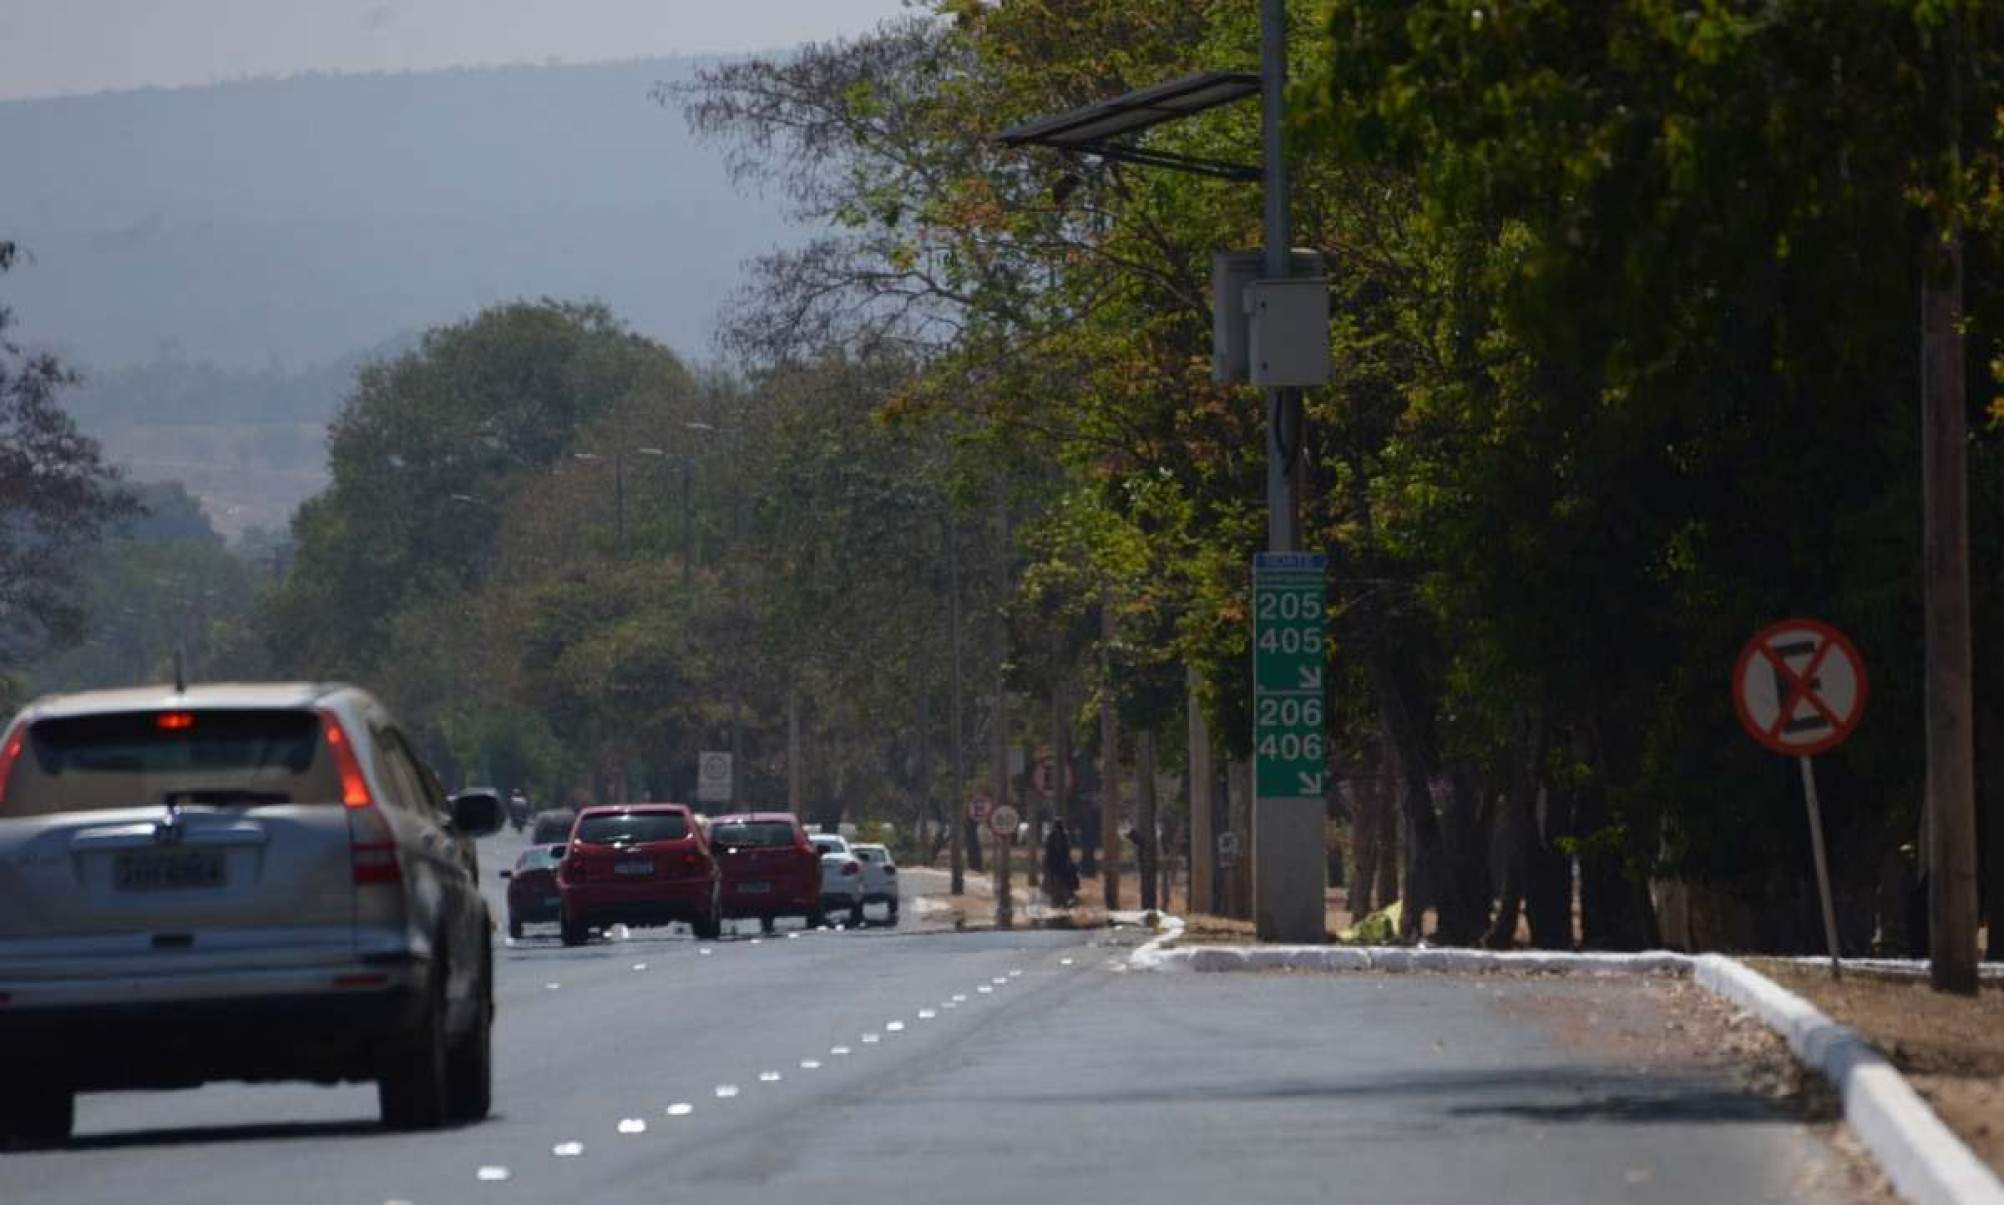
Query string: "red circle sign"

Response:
xmin=967 ymin=794 xmax=993 ymax=822
xmin=1732 ymin=619 xmax=1868 ymax=757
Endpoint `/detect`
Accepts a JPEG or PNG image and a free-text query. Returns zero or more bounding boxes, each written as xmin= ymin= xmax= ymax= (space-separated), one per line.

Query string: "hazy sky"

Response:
xmin=0 ymin=0 xmax=916 ymax=101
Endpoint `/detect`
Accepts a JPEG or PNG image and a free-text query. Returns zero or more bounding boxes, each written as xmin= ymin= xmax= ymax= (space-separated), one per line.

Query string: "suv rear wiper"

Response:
xmin=162 ymin=789 xmax=293 ymax=807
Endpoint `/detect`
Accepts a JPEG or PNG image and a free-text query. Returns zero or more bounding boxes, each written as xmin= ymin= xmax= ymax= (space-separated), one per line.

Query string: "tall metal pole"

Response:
xmin=1923 ymin=9 xmax=1977 ymax=995
xmin=1254 ymin=0 xmax=1323 ymax=942
xmin=681 ymin=456 xmax=694 ymax=591
xmin=947 ymin=515 xmax=966 ymax=896
xmin=614 ymin=451 xmax=626 ymax=559
xmin=1187 ymin=666 xmax=1215 ymax=915
xmin=727 ymin=436 xmax=744 ymax=808
xmin=992 ymin=497 xmax=1013 ymax=929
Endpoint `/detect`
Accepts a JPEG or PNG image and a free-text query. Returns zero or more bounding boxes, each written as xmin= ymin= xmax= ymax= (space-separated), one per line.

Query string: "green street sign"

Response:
xmin=1253 ymin=552 xmax=1328 ymax=800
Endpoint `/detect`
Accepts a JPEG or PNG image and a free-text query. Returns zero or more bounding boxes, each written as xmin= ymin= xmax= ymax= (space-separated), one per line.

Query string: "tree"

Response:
xmin=0 ymin=240 xmax=136 ymax=668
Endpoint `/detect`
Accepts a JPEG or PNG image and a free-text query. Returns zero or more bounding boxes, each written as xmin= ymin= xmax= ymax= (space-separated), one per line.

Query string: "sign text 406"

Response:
xmin=1256 ymin=731 xmax=1325 ymax=761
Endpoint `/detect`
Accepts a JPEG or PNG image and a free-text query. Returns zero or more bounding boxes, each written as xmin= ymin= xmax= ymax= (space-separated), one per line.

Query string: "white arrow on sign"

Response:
xmin=1298 ymin=771 xmax=1325 ymax=795
xmin=1297 ymin=665 xmax=1323 ymax=691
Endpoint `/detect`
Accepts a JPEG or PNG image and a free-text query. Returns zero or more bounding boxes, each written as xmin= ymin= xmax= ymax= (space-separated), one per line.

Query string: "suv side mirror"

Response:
xmin=449 ymin=790 xmax=505 ymax=837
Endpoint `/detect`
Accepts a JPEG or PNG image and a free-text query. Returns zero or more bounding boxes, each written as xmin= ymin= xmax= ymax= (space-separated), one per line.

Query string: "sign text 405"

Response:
xmin=1256 ymin=731 xmax=1325 ymax=761
xmin=1256 ymin=696 xmax=1324 ymax=727
xmin=1255 ymin=625 xmax=1323 ymax=655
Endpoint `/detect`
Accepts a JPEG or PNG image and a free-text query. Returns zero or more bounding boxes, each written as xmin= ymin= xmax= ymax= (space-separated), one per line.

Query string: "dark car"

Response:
xmin=556 ymin=804 xmax=721 ymax=944
xmin=710 ymin=813 xmax=823 ymax=933
xmin=500 ymin=845 xmax=565 ymax=939
xmin=529 ymin=808 xmax=577 ymax=845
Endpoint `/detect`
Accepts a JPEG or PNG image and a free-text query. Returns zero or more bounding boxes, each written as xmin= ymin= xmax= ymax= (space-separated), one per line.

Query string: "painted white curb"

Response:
xmin=1131 ymin=942 xmax=1692 ymax=976
xmin=1693 ymin=955 xmax=2004 ymax=1205
xmin=1129 ymin=941 xmax=2004 ymax=1205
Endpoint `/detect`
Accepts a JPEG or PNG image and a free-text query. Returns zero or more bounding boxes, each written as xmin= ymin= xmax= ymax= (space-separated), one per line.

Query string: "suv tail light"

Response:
xmin=0 ymin=725 xmax=23 ymax=809
xmin=842 ymin=860 xmax=861 ymax=876
xmin=322 ymin=711 xmax=401 ymax=885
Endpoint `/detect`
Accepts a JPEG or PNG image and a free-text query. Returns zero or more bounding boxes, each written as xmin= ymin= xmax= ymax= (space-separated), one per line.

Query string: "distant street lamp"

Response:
xmin=683 ymin=419 xmax=745 ymax=807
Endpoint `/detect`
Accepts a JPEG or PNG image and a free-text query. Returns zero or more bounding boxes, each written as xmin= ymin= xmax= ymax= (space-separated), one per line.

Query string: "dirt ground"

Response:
xmin=1750 ymin=960 xmax=2004 ymax=1181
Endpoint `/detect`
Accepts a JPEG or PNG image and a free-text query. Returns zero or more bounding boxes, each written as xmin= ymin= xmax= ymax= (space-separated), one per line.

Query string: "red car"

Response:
xmin=500 ymin=844 xmax=565 ymax=939
xmin=555 ymin=804 xmax=721 ymax=945
xmin=710 ymin=812 xmax=824 ymax=934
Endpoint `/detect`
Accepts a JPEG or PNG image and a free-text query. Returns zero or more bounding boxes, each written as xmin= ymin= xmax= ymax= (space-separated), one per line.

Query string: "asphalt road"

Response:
xmin=0 ymin=829 xmax=1872 ymax=1204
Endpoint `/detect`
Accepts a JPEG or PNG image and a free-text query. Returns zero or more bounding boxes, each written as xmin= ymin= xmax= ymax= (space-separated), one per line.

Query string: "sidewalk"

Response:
xmin=903 ymin=864 xmax=1105 ymax=930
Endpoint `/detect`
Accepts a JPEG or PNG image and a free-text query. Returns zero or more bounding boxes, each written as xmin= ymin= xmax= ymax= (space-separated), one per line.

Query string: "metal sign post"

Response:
xmin=989 ymin=804 xmax=1020 ymax=929
xmin=1252 ymin=551 xmax=1328 ymax=940
xmin=1732 ymin=618 xmax=1869 ymax=980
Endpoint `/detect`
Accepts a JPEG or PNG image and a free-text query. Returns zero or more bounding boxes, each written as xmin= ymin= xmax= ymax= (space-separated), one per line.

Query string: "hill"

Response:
xmin=1 ymin=56 xmax=796 ymax=532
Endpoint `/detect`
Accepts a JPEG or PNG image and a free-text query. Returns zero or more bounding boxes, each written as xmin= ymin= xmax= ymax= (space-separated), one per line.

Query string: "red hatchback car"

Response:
xmin=710 ymin=812 xmax=823 ymax=934
xmin=555 ymin=805 xmax=721 ymax=945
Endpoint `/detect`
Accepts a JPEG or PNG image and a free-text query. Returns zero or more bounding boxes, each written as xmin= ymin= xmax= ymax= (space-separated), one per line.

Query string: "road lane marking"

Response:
xmin=800 ymin=1059 xmax=822 ymax=1069
xmin=861 ymin=1032 xmax=882 ymax=1044
xmin=885 ymin=1021 xmax=905 ymax=1032
xmin=831 ymin=1045 xmax=852 ymax=1056
xmin=918 ymin=1009 xmax=937 ymax=1020
xmin=552 ymin=1140 xmax=584 ymax=1156
xmin=714 ymin=1084 xmax=740 ymax=1098
xmin=618 ymin=1118 xmax=647 ymax=1134
xmin=666 ymin=1103 xmax=694 ymax=1116
xmin=632 ymin=963 xmax=648 ymax=971
xmin=759 ymin=1070 xmax=783 ymax=1082
xmin=476 ymin=1166 xmax=512 ymax=1182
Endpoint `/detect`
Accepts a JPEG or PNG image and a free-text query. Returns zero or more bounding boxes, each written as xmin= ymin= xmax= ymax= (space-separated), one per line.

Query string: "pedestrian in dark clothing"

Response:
xmin=1044 ymin=819 xmax=1079 ymax=907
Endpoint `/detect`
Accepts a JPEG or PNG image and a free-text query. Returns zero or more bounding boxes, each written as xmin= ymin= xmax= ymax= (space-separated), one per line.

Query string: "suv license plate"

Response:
xmin=115 ymin=850 xmax=224 ymax=891
xmin=616 ymin=859 xmax=654 ymax=877
xmin=739 ymin=881 xmax=771 ymax=894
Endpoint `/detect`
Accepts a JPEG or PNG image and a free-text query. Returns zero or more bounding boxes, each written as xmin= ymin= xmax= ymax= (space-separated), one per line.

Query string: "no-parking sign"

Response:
xmin=1732 ymin=619 xmax=1867 ymax=757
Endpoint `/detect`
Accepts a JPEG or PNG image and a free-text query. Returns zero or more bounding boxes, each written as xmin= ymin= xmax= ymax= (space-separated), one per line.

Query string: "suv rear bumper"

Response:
xmin=0 ymin=965 xmax=429 ymax=1090
xmin=721 ymin=883 xmax=818 ymax=917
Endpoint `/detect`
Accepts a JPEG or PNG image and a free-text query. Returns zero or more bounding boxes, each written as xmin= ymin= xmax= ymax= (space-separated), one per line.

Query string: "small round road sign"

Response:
xmin=967 ymin=794 xmax=994 ymax=823
xmin=1732 ymin=619 xmax=1867 ymax=757
xmin=988 ymin=804 xmax=1019 ymax=839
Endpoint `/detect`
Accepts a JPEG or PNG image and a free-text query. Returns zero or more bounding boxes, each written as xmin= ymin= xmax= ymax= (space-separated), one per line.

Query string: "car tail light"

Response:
xmin=0 ymin=725 xmax=22 ymax=809
xmin=322 ymin=711 xmax=400 ymax=885
xmin=842 ymin=860 xmax=860 ymax=876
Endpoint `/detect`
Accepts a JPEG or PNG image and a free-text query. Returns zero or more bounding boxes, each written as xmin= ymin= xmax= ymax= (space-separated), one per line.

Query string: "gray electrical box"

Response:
xmin=1245 ymin=276 xmax=1332 ymax=388
xmin=1212 ymin=248 xmax=1327 ymax=384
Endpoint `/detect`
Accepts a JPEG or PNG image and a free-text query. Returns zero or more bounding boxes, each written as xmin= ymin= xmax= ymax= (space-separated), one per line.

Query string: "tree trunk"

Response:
xmin=1138 ymin=727 xmax=1159 ymax=912
xmin=1350 ymin=738 xmax=1382 ymax=919
xmin=1524 ymin=780 xmax=1573 ymax=949
xmin=1227 ymin=757 xmax=1253 ymax=919
xmin=1100 ymin=604 xmax=1122 ymax=912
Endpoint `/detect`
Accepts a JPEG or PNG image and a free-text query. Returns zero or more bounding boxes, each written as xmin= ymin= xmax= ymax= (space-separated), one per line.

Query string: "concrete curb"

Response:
xmin=1692 ymin=955 xmax=2004 ymax=1205
xmin=1129 ymin=941 xmax=2004 ymax=1204
xmin=1130 ymin=942 xmax=1692 ymax=976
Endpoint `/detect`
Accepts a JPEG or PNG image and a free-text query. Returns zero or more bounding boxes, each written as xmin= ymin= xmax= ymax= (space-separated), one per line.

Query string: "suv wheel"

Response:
xmin=560 ymin=910 xmax=589 ymax=947
xmin=447 ymin=954 xmax=494 ymax=1122
xmin=507 ymin=914 xmax=524 ymax=941
xmin=807 ymin=907 xmax=827 ymax=928
xmin=759 ymin=914 xmax=776 ymax=935
xmin=848 ymin=900 xmax=866 ymax=928
xmin=1 ymin=1085 xmax=74 ymax=1147
xmin=379 ymin=967 xmax=451 ymax=1130
xmin=886 ymin=901 xmax=899 ymax=926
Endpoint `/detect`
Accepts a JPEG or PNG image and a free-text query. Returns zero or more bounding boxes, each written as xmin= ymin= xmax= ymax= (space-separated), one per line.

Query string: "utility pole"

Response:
xmin=1923 ymin=4 xmax=1978 ymax=994
xmin=614 ymin=450 xmax=626 ymax=559
xmin=727 ymin=436 xmax=745 ymax=808
xmin=946 ymin=514 xmax=966 ymax=896
xmin=787 ymin=683 xmax=802 ymax=817
xmin=1187 ymin=666 xmax=1215 ymax=914
xmin=1101 ymin=602 xmax=1122 ymax=912
xmin=992 ymin=498 xmax=1013 ymax=929
xmin=681 ymin=455 xmax=694 ymax=591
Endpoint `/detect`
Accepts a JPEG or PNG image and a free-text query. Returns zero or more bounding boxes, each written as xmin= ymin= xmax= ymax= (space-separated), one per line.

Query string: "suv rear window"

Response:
xmin=3 ymin=709 xmax=339 ymax=818
xmin=574 ymin=811 xmax=689 ymax=845
xmin=711 ymin=820 xmax=798 ymax=848
xmin=516 ymin=846 xmax=564 ymax=871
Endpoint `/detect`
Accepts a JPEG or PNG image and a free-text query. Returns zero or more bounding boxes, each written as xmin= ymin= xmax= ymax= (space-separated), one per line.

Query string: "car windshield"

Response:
xmin=573 ymin=812 xmax=688 ymax=845
xmin=712 ymin=821 xmax=796 ymax=848
xmin=2 ymin=710 xmax=338 ymax=817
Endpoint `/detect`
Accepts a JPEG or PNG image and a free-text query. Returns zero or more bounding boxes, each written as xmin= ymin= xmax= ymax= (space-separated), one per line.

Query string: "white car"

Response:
xmin=808 ymin=832 xmax=865 ymax=927
xmin=851 ymin=843 xmax=899 ymax=925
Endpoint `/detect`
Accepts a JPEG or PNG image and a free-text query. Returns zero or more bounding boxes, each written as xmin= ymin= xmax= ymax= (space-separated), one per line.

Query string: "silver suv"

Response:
xmin=0 ymin=682 xmax=503 ymax=1143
